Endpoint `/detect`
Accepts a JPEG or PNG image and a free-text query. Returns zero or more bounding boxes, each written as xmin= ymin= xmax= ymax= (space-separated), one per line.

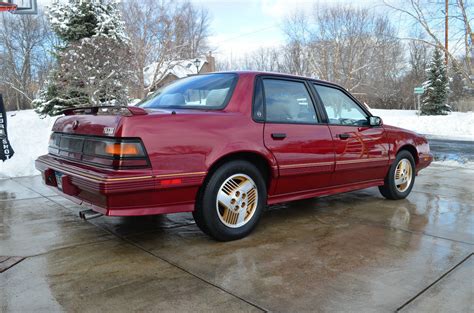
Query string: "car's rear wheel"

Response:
xmin=193 ymin=160 xmax=266 ymax=241
xmin=379 ymin=150 xmax=415 ymax=200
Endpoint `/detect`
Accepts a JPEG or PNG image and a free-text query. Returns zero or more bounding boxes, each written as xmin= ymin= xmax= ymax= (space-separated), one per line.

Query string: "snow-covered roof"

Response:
xmin=143 ymin=58 xmax=208 ymax=88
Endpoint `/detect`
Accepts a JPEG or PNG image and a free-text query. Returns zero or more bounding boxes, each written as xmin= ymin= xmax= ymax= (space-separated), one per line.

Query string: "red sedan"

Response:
xmin=36 ymin=72 xmax=433 ymax=241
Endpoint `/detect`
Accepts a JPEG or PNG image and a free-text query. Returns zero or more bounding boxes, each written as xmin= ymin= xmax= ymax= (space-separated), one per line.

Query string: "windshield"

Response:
xmin=138 ymin=73 xmax=238 ymax=110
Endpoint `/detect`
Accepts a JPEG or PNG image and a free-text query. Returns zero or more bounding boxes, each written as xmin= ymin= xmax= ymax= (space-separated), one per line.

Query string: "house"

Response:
xmin=144 ymin=52 xmax=216 ymax=92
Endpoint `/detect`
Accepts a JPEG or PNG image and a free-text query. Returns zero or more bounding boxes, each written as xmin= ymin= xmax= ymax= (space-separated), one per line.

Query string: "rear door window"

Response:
xmin=262 ymin=79 xmax=318 ymax=124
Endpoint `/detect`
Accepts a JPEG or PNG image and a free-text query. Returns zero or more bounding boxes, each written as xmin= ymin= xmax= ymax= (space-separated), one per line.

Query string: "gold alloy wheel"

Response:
xmin=216 ymin=174 xmax=258 ymax=228
xmin=395 ymin=159 xmax=413 ymax=192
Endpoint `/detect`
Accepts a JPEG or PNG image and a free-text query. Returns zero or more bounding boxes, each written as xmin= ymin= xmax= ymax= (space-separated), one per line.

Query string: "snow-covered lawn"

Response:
xmin=371 ymin=109 xmax=473 ymax=140
xmin=0 ymin=110 xmax=57 ymax=178
xmin=0 ymin=109 xmax=472 ymax=178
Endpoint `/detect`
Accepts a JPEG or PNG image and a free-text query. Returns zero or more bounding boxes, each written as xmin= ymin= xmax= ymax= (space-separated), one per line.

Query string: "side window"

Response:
xmin=263 ymin=79 xmax=317 ymax=124
xmin=314 ymin=84 xmax=368 ymax=126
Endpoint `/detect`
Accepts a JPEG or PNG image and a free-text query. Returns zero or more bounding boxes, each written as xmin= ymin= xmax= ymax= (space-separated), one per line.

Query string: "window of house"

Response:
xmin=262 ymin=79 xmax=317 ymax=124
xmin=314 ymin=84 xmax=368 ymax=126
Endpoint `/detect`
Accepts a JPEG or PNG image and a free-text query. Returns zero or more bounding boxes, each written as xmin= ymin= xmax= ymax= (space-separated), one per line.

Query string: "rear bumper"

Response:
xmin=35 ymin=155 xmax=205 ymax=216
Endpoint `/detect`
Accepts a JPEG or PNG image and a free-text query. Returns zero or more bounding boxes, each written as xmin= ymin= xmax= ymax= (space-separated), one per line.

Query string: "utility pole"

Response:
xmin=445 ymin=0 xmax=449 ymax=65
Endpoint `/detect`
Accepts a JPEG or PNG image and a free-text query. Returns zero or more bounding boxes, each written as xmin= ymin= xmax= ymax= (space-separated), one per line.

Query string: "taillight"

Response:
xmin=104 ymin=143 xmax=142 ymax=156
xmin=48 ymin=133 xmax=150 ymax=169
xmin=48 ymin=133 xmax=60 ymax=155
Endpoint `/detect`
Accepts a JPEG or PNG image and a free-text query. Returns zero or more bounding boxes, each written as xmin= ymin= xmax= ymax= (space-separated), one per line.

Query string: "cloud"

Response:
xmin=260 ymin=0 xmax=314 ymax=19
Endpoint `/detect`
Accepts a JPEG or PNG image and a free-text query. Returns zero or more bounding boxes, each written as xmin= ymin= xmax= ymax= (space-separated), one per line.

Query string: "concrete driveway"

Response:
xmin=1 ymin=164 xmax=473 ymax=312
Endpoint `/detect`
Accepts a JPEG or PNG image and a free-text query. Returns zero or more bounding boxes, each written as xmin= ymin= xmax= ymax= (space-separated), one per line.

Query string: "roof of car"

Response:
xmin=214 ymin=70 xmax=344 ymax=89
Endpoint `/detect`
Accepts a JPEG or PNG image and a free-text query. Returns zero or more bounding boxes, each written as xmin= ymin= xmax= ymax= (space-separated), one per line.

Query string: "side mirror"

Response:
xmin=369 ymin=116 xmax=383 ymax=126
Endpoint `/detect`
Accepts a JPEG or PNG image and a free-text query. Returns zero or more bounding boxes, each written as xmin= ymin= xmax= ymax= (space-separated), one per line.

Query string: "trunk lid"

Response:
xmin=52 ymin=106 xmax=147 ymax=137
xmin=49 ymin=107 xmax=151 ymax=170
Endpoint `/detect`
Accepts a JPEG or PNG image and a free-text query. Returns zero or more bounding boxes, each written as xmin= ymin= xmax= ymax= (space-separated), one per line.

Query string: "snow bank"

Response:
xmin=371 ymin=109 xmax=474 ymax=140
xmin=0 ymin=110 xmax=57 ymax=178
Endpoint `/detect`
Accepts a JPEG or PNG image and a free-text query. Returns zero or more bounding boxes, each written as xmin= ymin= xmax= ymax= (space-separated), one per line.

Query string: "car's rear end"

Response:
xmin=35 ymin=73 xmax=257 ymax=219
xmin=35 ymin=106 xmax=192 ymax=216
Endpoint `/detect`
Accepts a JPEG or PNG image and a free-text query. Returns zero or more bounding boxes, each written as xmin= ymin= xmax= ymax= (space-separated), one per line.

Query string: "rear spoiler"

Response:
xmin=62 ymin=106 xmax=148 ymax=116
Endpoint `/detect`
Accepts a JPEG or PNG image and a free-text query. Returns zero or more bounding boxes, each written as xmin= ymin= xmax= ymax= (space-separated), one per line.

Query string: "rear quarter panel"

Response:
xmin=121 ymin=72 xmax=277 ymax=178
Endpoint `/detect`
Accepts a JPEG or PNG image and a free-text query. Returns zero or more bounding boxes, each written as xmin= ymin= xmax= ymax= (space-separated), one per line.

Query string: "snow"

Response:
xmin=0 ymin=108 xmax=472 ymax=178
xmin=0 ymin=110 xmax=57 ymax=179
xmin=371 ymin=109 xmax=474 ymax=141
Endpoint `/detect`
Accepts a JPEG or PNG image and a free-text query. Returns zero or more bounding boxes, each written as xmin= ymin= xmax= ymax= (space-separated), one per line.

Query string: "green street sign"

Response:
xmin=414 ymin=87 xmax=424 ymax=94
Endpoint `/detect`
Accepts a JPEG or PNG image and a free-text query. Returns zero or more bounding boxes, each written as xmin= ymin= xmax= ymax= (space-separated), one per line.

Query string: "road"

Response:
xmin=428 ymin=137 xmax=474 ymax=162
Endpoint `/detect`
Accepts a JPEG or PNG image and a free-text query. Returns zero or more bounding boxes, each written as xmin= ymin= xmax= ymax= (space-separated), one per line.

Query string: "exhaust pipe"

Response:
xmin=79 ymin=209 xmax=103 ymax=220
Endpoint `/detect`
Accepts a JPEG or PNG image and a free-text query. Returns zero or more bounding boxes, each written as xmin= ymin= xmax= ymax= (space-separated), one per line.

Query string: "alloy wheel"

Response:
xmin=216 ymin=174 xmax=258 ymax=228
xmin=394 ymin=159 xmax=413 ymax=193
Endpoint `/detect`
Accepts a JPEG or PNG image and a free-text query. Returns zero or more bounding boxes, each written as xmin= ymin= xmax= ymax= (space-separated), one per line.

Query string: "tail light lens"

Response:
xmin=104 ymin=143 xmax=142 ymax=156
xmin=48 ymin=133 xmax=150 ymax=169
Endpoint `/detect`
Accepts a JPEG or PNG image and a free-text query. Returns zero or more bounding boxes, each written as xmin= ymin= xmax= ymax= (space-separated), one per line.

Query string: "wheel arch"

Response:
xmin=205 ymin=151 xmax=274 ymax=187
xmin=195 ymin=150 xmax=275 ymax=208
xmin=397 ymin=144 xmax=419 ymax=165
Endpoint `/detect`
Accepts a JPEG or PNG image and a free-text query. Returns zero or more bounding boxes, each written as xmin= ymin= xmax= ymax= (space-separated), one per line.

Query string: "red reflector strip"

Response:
xmin=160 ymin=179 xmax=182 ymax=186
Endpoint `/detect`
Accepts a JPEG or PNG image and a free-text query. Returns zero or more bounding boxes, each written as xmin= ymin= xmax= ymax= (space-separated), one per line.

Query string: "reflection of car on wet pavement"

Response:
xmin=35 ymin=71 xmax=433 ymax=241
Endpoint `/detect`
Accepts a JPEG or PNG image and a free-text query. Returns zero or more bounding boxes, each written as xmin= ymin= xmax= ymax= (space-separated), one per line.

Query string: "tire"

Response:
xmin=192 ymin=195 xmax=211 ymax=236
xmin=379 ymin=150 xmax=416 ymax=200
xmin=193 ymin=160 xmax=266 ymax=241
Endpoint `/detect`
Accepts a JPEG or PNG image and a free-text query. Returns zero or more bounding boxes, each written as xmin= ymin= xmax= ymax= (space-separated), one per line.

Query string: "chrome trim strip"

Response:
xmin=40 ymin=159 xmax=206 ymax=183
xmin=280 ymin=162 xmax=334 ymax=169
xmin=154 ymin=171 xmax=207 ymax=178
xmin=337 ymin=157 xmax=388 ymax=164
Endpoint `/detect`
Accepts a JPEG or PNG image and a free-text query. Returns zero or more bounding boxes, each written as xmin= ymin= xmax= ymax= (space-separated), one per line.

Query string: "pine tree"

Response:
xmin=420 ymin=48 xmax=450 ymax=115
xmin=33 ymin=0 xmax=130 ymax=117
xmin=48 ymin=0 xmax=127 ymax=42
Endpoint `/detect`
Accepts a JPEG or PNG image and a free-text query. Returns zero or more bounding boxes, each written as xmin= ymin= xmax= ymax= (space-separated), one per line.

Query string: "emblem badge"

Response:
xmin=72 ymin=120 xmax=79 ymax=130
xmin=103 ymin=127 xmax=115 ymax=136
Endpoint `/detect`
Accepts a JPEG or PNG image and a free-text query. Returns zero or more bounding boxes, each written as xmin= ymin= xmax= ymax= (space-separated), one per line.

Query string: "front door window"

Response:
xmin=314 ymin=85 xmax=368 ymax=126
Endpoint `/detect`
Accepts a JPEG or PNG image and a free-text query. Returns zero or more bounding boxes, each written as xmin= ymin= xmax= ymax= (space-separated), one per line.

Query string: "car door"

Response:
xmin=255 ymin=77 xmax=335 ymax=195
xmin=312 ymin=83 xmax=390 ymax=186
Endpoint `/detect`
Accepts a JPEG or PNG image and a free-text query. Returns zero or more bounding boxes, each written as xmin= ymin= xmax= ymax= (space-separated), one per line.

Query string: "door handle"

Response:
xmin=338 ymin=133 xmax=350 ymax=140
xmin=271 ymin=133 xmax=287 ymax=140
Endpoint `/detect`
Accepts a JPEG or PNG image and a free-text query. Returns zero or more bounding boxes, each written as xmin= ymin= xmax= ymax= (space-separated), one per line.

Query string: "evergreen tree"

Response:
xmin=48 ymin=0 xmax=127 ymax=43
xmin=33 ymin=0 xmax=130 ymax=117
xmin=420 ymin=48 xmax=450 ymax=115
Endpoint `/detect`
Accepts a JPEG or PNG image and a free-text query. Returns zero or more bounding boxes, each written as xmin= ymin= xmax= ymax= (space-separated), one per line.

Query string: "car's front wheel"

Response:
xmin=193 ymin=160 xmax=266 ymax=241
xmin=379 ymin=150 xmax=416 ymax=200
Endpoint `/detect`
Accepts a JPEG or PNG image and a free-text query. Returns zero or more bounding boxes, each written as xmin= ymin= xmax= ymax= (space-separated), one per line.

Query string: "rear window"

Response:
xmin=138 ymin=73 xmax=238 ymax=110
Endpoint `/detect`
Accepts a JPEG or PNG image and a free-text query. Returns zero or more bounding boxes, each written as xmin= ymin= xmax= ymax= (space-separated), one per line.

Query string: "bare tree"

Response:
xmin=383 ymin=0 xmax=473 ymax=86
xmin=397 ymin=38 xmax=432 ymax=109
xmin=280 ymin=6 xmax=405 ymax=107
xmin=215 ymin=47 xmax=282 ymax=73
xmin=0 ymin=13 xmax=54 ymax=111
xmin=121 ymin=0 xmax=210 ymax=98
xmin=281 ymin=12 xmax=311 ymax=76
xmin=174 ymin=1 xmax=210 ymax=59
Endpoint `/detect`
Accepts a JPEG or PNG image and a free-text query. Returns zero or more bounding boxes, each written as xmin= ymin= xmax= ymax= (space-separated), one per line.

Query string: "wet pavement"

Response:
xmin=428 ymin=138 xmax=474 ymax=163
xmin=1 ymin=164 xmax=473 ymax=312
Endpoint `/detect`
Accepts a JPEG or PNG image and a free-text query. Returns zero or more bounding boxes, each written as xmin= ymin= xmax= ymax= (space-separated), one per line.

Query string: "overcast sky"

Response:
xmin=191 ymin=0 xmax=384 ymax=60
xmin=35 ymin=0 xmax=386 ymax=58
xmin=35 ymin=0 xmax=454 ymax=61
